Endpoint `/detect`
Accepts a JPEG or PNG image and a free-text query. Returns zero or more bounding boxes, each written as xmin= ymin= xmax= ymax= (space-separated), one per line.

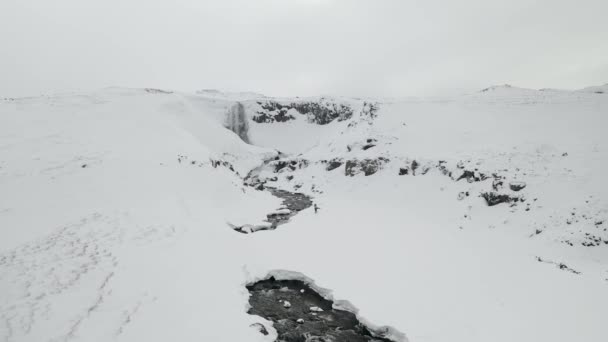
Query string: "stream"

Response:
xmin=247 ymin=277 xmax=396 ymax=342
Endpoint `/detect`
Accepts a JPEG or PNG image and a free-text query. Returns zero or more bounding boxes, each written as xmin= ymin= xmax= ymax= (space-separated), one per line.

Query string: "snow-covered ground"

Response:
xmin=1 ymin=85 xmax=607 ymax=342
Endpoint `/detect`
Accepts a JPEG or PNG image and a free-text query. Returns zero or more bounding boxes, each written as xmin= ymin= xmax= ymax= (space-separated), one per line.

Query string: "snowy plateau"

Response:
xmin=1 ymin=84 xmax=608 ymax=342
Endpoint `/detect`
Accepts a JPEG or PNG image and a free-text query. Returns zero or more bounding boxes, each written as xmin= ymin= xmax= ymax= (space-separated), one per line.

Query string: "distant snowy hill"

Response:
xmin=577 ymin=83 xmax=608 ymax=94
xmin=1 ymin=85 xmax=607 ymax=342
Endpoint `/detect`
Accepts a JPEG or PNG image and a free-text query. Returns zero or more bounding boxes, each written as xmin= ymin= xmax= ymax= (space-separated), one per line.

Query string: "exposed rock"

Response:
xmin=437 ymin=160 xmax=452 ymax=178
xmin=480 ymin=84 xmax=513 ymax=92
xmin=348 ymin=102 xmax=379 ymax=127
xmin=345 ymin=158 xmax=389 ymax=177
xmin=144 ymin=88 xmax=173 ymax=94
xmin=361 ymin=138 xmax=378 ymax=150
xmin=456 ymin=170 xmax=487 ymax=183
xmin=581 ymin=233 xmax=608 ymax=247
xmin=457 ymin=191 xmax=469 ymax=201
xmin=289 ymin=159 xmax=309 ymax=171
xmin=492 ymin=175 xmax=504 ymax=191
xmin=253 ymin=100 xmax=353 ymax=125
xmin=295 ymin=102 xmax=352 ymax=125
xmin=274 ymin=161 xmax=289 ymax=172
xmin=252 ymin=102 xmax=296 ymax=123
xmin=410 ymin=160 xmax=419 ymax=176
xmin=481 ymin=192 xmax=521 ymax=206
xmin=344 ymin=161 xmax=357 ymax=176
xmin=210 ymin=159 xmax=238 ymax=174
xmin=536 ymin=256 xmax=581 ymax=275
xmin=509 ymin=181 xmax=526 ymax=191
xmin=326 ymin=159 xmax=343 ymax=171
xmin=268 ymin=159 xmax=310 ymax=174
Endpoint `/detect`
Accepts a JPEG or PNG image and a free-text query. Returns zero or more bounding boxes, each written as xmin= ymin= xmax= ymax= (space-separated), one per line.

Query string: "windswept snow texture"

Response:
xmin=1 ymin=85 xmax=608 ymax=342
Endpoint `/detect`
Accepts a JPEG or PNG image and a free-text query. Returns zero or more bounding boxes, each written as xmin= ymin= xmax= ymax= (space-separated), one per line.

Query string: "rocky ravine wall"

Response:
xmin=251 ymin=99 xmax=358 ymax=125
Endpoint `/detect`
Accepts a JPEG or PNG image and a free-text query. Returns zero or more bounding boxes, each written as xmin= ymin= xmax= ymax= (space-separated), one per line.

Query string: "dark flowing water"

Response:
xmin=233 ymin=187 xmax=313 ymax=234
xmin=247 ymin=277 xmax=396 ymax=342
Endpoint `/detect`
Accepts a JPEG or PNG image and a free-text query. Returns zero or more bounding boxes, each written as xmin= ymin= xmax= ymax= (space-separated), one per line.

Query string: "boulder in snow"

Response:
xmin=509 ymin=181 xmax=526 ymax=191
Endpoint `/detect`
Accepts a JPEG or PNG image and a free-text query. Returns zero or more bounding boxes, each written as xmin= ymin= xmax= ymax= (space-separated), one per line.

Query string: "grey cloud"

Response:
xmin=1 ymin=0 xmax=606 ymax=97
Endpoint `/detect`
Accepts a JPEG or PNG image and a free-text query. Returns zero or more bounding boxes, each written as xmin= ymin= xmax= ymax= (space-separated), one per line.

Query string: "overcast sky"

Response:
xmin=1 ymin=0 xmax=607 ymax=98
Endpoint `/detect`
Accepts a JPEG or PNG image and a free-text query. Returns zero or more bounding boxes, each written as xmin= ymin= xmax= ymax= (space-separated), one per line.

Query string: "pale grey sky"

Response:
xmin=1 ymin=0 xmax=607 ymax=98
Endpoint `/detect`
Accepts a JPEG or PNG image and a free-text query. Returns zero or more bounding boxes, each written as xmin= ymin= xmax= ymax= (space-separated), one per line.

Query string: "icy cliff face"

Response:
xmin=224 ymin=102 xmax=250 ymax=143
xmin=251 ymin=99 xmax=354 ymax=125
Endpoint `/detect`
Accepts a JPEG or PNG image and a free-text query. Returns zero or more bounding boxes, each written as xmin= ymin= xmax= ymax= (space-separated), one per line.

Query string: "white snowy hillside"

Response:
xmin=1 ymin=85 xmax=607 ymax=342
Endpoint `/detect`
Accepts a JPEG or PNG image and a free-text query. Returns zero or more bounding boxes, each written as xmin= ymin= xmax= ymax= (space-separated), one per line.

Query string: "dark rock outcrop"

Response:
xmin=252 ymin=102 xmax=296 ymax=123
xmin=292 ymin=101 xmax=353 ymax=125
xmin=410 ymin=160 xmax=419 ymax=176
xmin=492 ymin=175 xmax=504 ymax=191
xmin=326 ymin=159 xmax=343 ymax=171
xmin=348 ymin=102 xmax=379 ymax=127
xmin=456 ymin=170 xmax=487 ymax=182
xmin=274 ymin=161 xmax=289 ymax=172
xmin=266 ymin=159 xmax=310 ymax=174
xmin=536 ymin=256 xmax=581 ymax=274
xmin=481 ymin=192 xmax=521 ymax=206
xmin=210 ymin=159 xmax=236 ymax=173
xmin=437 ymin=160 xmax=452 ymax=178
xmin=253 ymin=100 xmax=354 ymax=125
xmin=345 ymin=158 xmax=389 ymax=177
xmin=509 ymin=181 xmax=526 ymax=191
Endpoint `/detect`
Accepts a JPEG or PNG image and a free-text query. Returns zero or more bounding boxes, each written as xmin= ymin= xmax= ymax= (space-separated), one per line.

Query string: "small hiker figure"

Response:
xmin=314 ymin=203 xmax=319 ymax=213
